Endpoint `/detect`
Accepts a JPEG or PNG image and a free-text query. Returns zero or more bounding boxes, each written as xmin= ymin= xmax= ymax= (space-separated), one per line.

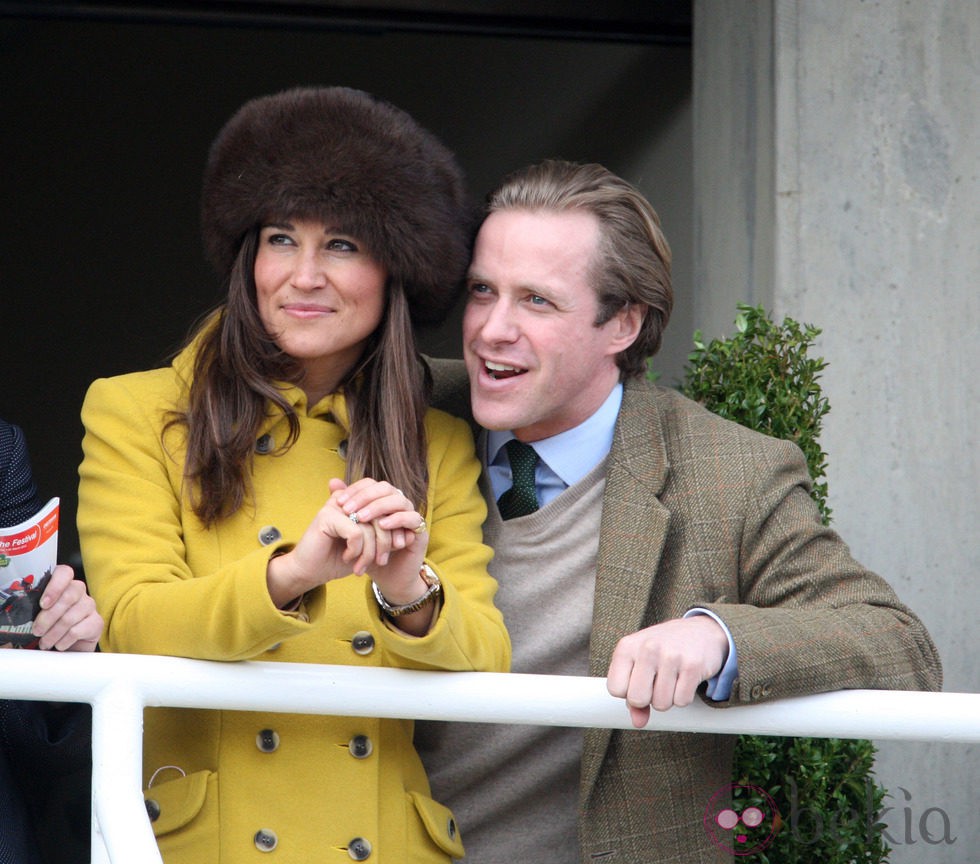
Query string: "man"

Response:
xmin=415 ymin=160 xmax=941 ymax=863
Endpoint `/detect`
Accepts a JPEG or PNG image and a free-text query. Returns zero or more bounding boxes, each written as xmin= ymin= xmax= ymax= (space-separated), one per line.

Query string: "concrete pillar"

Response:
xmin=695 ymin=1 xmax=979 ymax=860
xmin=693 ymin=0 xmax=777 ymax=336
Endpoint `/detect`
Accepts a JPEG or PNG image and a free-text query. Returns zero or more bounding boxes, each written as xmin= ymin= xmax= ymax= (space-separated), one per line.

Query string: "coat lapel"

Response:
xmin=581 ymin=380 xmax=672 ymax=803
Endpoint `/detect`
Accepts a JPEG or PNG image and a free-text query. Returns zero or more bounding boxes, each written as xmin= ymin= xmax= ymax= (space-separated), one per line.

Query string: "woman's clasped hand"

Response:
xmin=268 ymin=478 xmax=435 ymax=629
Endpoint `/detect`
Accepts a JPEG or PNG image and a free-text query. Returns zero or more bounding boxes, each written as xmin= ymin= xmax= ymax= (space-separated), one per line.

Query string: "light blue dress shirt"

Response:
xmin=485 ymin=383 xmax=739 ymax=701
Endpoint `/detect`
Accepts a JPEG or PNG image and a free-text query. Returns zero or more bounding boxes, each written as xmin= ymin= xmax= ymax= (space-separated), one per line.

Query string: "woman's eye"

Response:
xmin=326 ymin=238 xmax=357 ymax=252
xmin=265 ymin=232 xmax=294 ymax=246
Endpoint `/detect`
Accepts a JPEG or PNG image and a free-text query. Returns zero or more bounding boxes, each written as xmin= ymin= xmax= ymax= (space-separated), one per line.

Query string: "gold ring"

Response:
xmin=413 ymin=516 xmax=427 ymax=535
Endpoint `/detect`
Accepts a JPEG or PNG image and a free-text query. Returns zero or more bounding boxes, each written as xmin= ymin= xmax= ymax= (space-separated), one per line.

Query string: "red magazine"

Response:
xmin=0 ymin=498 xmax=59 ymax=648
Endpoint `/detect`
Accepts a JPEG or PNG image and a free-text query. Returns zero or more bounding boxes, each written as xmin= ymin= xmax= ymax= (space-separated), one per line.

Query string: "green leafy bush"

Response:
xmin=672 ymin=303 xmax=889 ymax=863
xmin=681 ymin=303 xmax=831 ymax=522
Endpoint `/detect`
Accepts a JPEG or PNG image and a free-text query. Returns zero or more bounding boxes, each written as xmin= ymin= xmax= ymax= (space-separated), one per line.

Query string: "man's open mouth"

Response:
xmin=485 ymin=361 xmax=527 ymax=381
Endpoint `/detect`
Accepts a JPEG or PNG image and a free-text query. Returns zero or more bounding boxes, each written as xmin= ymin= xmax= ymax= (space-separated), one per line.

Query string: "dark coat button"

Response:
xmin=447 ymin=817 xmax=457 ymax=840
xmin=338 ymin=439 xmax=348 ymax=459
xmin=254 ymin=829 xmax=278 ymax=852
xmin=145 ymin=798 xmax=161 ymax=822
xmin=349 ymin=735 xmax=373 ymax=759
xmin=258 ymin=526 xmax=282 ymax=546
xmin=256 ymin=729 xmax=280 ymax=753
xmin=255 ymin=434 xmax=274 ymax=454
xmin=347 ymin=837 xmax=372 ymax=860
xmin=351 ymin=631 xmax=375 ymax=655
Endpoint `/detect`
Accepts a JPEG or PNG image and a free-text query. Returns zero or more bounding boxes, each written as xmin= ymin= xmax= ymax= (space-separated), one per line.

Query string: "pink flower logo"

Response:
xmin=704 ymin=784 xmax=779 ymax=856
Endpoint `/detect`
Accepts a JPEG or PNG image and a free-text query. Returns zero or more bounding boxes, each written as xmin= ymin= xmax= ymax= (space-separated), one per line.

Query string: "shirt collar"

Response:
xmin=486 ymin=383 xmax=623 ymax=486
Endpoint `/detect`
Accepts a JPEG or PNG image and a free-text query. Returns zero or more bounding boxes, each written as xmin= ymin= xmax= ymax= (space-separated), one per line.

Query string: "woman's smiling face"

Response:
xmin=254 ymin=218 xmax=388 ymax=402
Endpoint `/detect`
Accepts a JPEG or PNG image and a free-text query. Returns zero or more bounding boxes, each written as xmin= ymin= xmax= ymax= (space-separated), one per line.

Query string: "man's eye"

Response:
xmin=468 ymin=282 xmax=492 ymax=295
xmin=528 ymin=294 xmax=550 ymax=306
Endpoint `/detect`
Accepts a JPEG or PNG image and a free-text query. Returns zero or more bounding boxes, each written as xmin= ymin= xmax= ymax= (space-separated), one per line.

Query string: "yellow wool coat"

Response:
xmin=77 ymin=344 xmax=509 ymax=864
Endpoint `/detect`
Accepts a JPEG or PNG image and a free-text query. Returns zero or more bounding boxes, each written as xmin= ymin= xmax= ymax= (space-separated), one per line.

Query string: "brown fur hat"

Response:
xmin=201 ymin=86 xmax=471 ymax=325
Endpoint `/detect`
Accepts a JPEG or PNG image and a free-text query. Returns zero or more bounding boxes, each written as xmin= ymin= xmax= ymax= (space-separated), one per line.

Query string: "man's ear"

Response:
xmin=605 ymin=303 xmax=645 ymax=356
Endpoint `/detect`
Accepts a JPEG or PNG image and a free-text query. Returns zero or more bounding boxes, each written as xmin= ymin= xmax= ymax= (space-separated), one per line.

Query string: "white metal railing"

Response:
xmin=1 ymin=650 xmax=977 ymax=864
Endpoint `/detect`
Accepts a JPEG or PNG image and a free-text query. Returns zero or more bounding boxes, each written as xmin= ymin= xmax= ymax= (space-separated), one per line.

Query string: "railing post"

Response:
xmin=91 ymin=679 xmax=162 ymax=864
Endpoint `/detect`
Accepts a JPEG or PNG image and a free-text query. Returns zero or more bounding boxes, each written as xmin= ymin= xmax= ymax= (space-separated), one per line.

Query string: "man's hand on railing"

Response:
xmin=606 ymin=616 xmax=729 ymax=725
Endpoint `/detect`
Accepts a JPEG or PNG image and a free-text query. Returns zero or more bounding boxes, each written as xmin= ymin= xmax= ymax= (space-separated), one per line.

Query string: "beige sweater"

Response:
xmin=416 ymin=460 xmax=606 ymax=863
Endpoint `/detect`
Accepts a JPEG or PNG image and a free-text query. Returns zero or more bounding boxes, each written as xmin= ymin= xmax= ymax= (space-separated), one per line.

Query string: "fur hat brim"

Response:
xmin=201 ymin=87 xmax=471 ymax=325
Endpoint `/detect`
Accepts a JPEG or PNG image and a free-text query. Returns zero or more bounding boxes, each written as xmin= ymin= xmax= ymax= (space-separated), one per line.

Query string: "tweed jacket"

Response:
xmin=429 ymin=361 xmax=941 ymax=864
xmin=77 ymin=347 xmax=510 ymax=864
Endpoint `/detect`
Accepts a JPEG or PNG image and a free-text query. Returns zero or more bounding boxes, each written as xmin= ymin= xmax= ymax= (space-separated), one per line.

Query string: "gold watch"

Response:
xmin=372 ymin=564 xmax=441 ymax=617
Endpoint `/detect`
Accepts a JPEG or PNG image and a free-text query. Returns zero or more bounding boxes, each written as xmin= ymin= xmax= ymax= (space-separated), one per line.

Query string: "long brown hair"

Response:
xmin=169 ymin=228 xmax=430 ymax=527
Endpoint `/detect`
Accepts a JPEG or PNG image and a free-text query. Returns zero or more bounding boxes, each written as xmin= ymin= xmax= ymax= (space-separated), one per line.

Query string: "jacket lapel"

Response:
xmin=581 ymin=380 xmax=671 ymax=803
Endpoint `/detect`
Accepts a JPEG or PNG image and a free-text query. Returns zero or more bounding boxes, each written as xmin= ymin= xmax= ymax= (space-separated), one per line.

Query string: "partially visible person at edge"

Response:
xmin=1 ymin=419 xmax=103 ymax=864
xmin=77 ymin=87 xmax=509 ymax=863
xmin=415 ymin=159 xmax=942 ymax=864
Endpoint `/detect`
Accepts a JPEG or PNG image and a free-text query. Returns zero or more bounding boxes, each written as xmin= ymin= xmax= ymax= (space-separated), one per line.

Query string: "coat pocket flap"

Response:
xmin=144 ymin=770 xmax=214 ymax=836
xmin=408 ymin=790 xmax=465 ymax=858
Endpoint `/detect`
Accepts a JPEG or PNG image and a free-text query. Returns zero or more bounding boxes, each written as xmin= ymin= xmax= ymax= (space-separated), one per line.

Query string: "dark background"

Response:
xmin=1 ymin=1 xmax=693 ymax=565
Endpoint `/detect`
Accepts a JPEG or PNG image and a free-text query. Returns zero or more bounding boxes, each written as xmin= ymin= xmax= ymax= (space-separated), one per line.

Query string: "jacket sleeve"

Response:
xmin=0 ymin=421 xmax=42 ymax=528
xmin=373 ymin=411 xmax=510 ymax=674
xmin=78 ymin=375 xmax=320 ymax=660
xmin=700 ymin=436 xmax=942 ymax=704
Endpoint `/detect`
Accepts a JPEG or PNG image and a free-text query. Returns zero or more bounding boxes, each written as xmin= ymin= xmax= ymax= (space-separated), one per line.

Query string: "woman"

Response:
xmin=78 ymin=87 xmax=509 ymax=863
